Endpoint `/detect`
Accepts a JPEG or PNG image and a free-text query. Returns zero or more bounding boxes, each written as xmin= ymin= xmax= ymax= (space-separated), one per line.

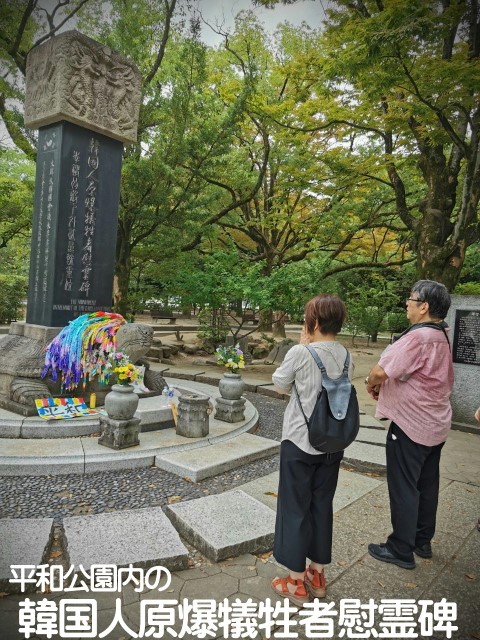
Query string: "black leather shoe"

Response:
xmin=368 ymin=543 xmax=415 ymax=570
xmin=414 ymin=543 xmax=432 ymax=558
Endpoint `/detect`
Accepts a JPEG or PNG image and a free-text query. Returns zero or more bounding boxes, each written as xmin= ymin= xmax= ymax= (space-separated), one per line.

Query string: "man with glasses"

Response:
xmin=365 ymin=280 xmax=453 ymax=569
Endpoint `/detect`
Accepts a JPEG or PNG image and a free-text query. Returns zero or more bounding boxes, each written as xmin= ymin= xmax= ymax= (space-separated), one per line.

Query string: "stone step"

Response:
xmin=0 ymin=413 xmax=101 ymax=439
xmin=342 ymin=439 xmax=387 ymax=475
xmin=0 ymin=517 xmax=54 ymax=593
xmin=166 ymin=489 xmax=276 ymax=562
xmin=154 ymin=432 xmax=280 ymax=482
xmin=63 ymin=507 xmax=188 ymax=572
xmin=359 ymin=414 xmax=388 ymax=430
xmin=356 ymin=426 xmax=387 ymax=446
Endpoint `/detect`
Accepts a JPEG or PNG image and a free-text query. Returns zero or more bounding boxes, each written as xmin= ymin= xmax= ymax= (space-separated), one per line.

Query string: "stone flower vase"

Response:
xmin=104 ymin=383 xmax=139 ymax=420
xmin=218 ymin=372 xmax=245 ymax=400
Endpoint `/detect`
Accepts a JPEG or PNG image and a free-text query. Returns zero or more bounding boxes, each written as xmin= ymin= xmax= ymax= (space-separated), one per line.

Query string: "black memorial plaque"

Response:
xmin=26 ymin=121 xmax=123 ymax=327
xmin=452 ymin=309 xmax=480 ymax=366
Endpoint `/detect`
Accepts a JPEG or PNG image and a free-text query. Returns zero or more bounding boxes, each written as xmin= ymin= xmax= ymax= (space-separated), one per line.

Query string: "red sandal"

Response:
xmin=305 ymin=566 xmax=326 ymax=598
xmin=271 ymin=575 xmax=311 ymax=606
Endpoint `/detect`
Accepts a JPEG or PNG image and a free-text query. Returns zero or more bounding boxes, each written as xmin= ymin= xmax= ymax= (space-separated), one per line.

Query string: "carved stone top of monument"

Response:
xmin=25 ymin=30 xmax=142 ymax=144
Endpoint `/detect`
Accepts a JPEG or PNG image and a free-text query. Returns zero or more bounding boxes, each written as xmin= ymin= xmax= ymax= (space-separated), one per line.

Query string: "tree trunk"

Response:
xmin=258 ymin=308 xmax=273 ymax=332
xmin=272 ymin=311 xmax=286 ymax=338
xmin=415 ymin=207 xmax=464 ymax=291
xmin=409 ymin=115 xmax=479 ymax=291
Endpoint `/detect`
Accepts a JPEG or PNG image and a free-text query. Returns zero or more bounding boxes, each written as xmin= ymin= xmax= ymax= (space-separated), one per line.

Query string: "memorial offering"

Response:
xmin=42 ymin=311 xmax=126 ymax=390
xmin=34 ymin=397 xmax=97 ymax=420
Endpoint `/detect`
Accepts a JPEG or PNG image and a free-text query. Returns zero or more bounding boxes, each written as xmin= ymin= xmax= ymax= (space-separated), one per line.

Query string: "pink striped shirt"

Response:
xmin=376 ymin=327 xmax=454 ymax=446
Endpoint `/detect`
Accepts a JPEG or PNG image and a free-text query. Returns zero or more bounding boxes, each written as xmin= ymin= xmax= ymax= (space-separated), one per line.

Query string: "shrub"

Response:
xmin=197 ymin=307 xmax=229 ymax=352
xmin=454 ymin=282 xmax=480 ymax=295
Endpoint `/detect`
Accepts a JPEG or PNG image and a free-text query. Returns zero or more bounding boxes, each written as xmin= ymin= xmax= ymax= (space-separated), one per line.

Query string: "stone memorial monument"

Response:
xmin=445 ymin=295 xmax=480 ymax=432
xmin=0 ymin=31 xmax=142 ymax=415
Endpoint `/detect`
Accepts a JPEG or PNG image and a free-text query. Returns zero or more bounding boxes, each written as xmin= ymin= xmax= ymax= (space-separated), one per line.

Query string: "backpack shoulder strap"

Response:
xmin=292 ymin=382 xmax=310 ymax=426
xmin=305 ymin=344 xmax=350 ymax=378
xmin=304 ymin=344 xmax=326 ymax=374
xmin=292 ymin=345 xmax=325 ymax=427
xmin=342 ymin=350 xmax=350 ymax=374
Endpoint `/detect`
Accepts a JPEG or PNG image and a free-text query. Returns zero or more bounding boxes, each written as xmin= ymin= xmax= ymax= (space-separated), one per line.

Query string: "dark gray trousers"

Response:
xmin=273 ymin=439 xmax=343 ymax=573
xmin=386 ymin=422 xmax=445 ymax=562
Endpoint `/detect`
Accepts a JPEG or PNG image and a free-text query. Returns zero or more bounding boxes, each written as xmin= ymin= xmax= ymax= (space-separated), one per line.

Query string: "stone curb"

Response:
xmin=166 ymin=490 xmax=276 ymax=562
xmin=0 ymin=517 xmax=55 ymax=594
xmin=0 ymin=416 xmax=101 ymax=439
xmin=62 ymin=508 xmax=189 ymax=572
xmin=0 ymin=391 xmax=260 ymax=476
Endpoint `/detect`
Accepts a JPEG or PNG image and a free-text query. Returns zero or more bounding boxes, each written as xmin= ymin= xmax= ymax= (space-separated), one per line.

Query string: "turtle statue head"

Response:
xmin=116 ymin=323 xmax=154 ymax=363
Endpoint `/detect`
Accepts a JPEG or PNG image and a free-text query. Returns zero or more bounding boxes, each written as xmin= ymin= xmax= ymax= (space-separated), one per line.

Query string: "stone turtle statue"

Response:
xmin=116 ymin=323 xmax=167 ymax=394
xmin=0 ymin=322 xmax=166 ymax=416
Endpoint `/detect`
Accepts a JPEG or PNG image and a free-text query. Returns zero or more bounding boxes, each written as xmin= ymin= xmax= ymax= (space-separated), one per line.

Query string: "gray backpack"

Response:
xmin=294 ymin=345 xmax=360 ymax=453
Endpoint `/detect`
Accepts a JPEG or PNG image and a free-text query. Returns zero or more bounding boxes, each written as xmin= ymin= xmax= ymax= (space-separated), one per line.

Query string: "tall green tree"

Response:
xmin=77 ymin=1 xmax=269 ymax=315
xmin=0 ymin=148 xmax=34 ymax=251
xmin=180 ymin=13 xmax=413 ymax=331
xmin=279 ymin=0 xmax=479 ymax=290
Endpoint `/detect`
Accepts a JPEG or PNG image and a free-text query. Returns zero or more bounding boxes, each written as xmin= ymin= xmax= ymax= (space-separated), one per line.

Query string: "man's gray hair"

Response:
xmin=411 ymin=280 xmax=451 ymax=319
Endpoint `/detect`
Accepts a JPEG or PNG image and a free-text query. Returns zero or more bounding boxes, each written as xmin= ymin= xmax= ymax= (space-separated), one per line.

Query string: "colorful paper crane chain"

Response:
xmin=42 ymin=311 xmax=126 ymax=391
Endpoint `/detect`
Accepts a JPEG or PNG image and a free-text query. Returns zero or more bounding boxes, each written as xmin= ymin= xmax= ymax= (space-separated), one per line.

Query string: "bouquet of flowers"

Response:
xmin=106 ymin=351 xmax=139 ymax=385
xmin=215 ymin=344 xmax=245 ymax=372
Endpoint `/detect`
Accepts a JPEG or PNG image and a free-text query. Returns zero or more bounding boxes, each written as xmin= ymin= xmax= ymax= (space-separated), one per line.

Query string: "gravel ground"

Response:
xmin=0 ymin=391 xmax=287 ymax=521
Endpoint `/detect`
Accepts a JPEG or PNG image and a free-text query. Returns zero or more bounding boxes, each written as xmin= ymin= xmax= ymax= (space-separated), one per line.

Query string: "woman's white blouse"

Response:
xmin=272 ymin=341 xmax=354 ymax=455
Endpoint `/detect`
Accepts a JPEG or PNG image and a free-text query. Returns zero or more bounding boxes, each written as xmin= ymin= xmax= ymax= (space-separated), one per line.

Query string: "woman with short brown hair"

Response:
xmin=271 ymin=294 xmax=353 ymax=605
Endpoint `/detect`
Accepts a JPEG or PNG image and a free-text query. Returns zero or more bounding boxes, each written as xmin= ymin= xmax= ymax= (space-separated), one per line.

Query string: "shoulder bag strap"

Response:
xmin=393 ymin=321 xmax=451 ymax=349
xmin=292 ymin=345 xmax=324 ymax=426
xmin=293 ymin=382 xmax=310 ymax=426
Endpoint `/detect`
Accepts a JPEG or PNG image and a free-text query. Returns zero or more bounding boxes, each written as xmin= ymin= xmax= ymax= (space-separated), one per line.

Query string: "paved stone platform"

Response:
xmin=0 ymin=375 xmax=393 ymax=479
xmin=1 ymin=477 xmax=478 ymax=638
xmin=0 ymin=517 xmax=54 ymax=593
xmin=0 ymin=357 xmax=478 ymax=638
xmin=63 ymin=507 xmax=189 ymax=571
xmin=0 ymin=379 xmax=259 ymax=476
xmin=238 ymin=468 xmax=383 ymax=512
xmin=167 ymin=490 xmax=276 ymax=562
xmin=155 ymin=432 xmax=280 ymax=481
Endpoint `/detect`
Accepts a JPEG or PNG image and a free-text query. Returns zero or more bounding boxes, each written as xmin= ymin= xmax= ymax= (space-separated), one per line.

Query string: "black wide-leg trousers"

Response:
xmin=273 ymin=439 xmax=343 ymax=573
xmin=386 ymin=422 xmax=445 ymax=562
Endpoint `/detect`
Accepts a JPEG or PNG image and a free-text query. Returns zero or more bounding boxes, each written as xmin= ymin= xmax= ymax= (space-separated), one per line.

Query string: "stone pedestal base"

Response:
xmin=98 ymin=415 xmax=141 ymax=450
xmin=214 ymin=397 xmax=246 ymax=423
xmin=176 ymin=393 xmax=210 ymax=438
xmin=0 ymin=322 xmax=63 ymax=416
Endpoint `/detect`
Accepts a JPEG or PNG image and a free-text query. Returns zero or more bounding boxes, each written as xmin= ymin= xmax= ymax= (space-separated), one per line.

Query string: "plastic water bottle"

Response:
xmin=167 ymin=388 xmax=175 ymax=407
xmin=160 ymin=387 xmax=169 ymax=407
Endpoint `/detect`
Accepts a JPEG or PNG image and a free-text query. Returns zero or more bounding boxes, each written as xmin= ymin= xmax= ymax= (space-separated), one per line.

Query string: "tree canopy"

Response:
xmin=0 ymin=0 xmax=478 ymax=327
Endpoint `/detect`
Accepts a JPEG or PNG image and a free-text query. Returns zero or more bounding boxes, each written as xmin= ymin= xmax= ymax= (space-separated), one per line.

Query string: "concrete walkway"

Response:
xmin=1 ymin=471 xmax=478 ymax=639
xmin=1 ymin=361 xmax=479 ymax=639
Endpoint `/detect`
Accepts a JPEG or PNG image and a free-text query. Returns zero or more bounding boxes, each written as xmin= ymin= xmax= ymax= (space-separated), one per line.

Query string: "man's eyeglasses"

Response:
xmin=406 ymin=297 xmax=425 ymax=304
